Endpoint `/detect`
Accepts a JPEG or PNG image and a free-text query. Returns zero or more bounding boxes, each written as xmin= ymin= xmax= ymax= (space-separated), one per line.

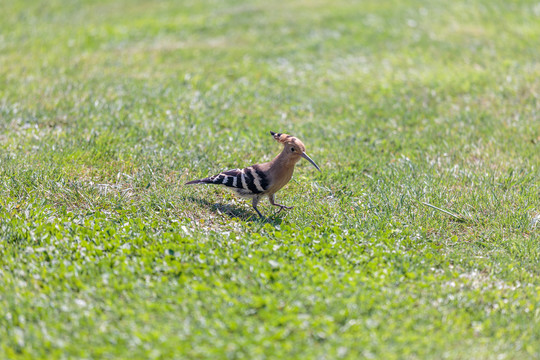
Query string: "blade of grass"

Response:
xmin=420 ymin=201 xmax=468 ymax=223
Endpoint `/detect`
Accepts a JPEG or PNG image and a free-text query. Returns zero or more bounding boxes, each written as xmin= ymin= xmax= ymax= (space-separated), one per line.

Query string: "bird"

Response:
xmin=185 ymin=131 xmax=321 ymax=218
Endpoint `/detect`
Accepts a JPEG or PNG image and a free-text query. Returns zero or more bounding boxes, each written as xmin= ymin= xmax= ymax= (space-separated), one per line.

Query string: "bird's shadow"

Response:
xmin=183 ymin=195 xmax=283 ymax=225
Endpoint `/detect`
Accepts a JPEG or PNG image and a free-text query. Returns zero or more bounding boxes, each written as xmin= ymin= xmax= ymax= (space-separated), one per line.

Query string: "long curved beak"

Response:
xmin=301 ymin=152 xmax=321 ymax=172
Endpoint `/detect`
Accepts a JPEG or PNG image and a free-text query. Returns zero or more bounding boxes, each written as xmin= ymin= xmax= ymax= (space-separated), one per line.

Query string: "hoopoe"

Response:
xmin=185 ymin=131 xmax=320 ymax=218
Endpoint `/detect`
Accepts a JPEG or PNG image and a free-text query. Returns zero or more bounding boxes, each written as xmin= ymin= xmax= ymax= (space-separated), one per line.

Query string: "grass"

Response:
xmin=1 ymin=0 xmax=539 ymax=358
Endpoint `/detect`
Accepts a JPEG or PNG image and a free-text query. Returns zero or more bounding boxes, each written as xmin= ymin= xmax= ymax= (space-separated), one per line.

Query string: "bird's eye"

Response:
xmin=291 ymin=147 xmax=295 ymax=152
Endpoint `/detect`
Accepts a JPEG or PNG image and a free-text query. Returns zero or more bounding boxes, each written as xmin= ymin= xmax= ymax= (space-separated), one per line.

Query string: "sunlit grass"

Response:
xmin=1 ymin=0 xmax=539 ymax=358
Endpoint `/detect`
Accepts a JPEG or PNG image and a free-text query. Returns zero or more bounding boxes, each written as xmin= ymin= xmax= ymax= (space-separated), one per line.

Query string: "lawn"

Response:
xmin=1 ymin=0 xmax=539 ymax=358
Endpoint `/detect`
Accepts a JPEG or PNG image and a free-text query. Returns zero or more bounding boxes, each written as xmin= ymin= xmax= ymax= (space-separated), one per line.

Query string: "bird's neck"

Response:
xmin=271 ymin=148 xmax=299 ymax=170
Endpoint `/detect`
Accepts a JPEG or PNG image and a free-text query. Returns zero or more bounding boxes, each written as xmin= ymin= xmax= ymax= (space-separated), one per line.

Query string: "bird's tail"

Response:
xmin=185 ymin=169 xmax=245 ymax=188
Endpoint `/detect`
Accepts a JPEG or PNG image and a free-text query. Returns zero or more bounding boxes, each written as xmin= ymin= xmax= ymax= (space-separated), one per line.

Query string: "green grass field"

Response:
xmin=1 ymin=0 xmax=539 ymax=358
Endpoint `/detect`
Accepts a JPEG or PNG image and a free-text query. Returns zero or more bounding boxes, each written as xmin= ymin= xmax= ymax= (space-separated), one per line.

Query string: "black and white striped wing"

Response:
xmin=194 ymin=165 xmax=269 ymax=196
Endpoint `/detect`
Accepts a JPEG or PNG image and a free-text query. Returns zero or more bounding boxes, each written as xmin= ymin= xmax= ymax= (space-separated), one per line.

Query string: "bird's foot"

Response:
xmin=276 ymin=205 xmax=294 ymax=214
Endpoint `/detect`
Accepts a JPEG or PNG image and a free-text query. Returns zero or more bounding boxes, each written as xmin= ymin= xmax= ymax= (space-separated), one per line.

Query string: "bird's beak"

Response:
xmin=301 ymin=152 xmax=321 ymax=172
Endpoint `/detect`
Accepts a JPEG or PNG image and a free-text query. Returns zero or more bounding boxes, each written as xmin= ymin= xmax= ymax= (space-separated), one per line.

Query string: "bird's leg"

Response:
xmin=252 ymin=197 xmax=264 ymax=219
xmin=268 ymin=194 xmax=294 ymax=214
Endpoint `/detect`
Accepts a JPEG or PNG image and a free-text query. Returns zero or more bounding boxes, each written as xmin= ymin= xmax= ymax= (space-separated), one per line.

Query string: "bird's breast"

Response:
xmin=267 ymin=166 xmax=294 ymax=194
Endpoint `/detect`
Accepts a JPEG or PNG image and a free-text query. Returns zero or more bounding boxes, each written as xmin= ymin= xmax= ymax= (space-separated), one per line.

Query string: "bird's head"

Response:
xmin=270 ymin=131 xmax=320 ymax=171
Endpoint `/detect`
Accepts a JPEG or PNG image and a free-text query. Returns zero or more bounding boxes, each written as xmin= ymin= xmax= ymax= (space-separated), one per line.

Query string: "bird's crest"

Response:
xmin=270 ymin=131 xmax=292 ymax=143
xmin=269 ymin=131 xmax=304 ymax=147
